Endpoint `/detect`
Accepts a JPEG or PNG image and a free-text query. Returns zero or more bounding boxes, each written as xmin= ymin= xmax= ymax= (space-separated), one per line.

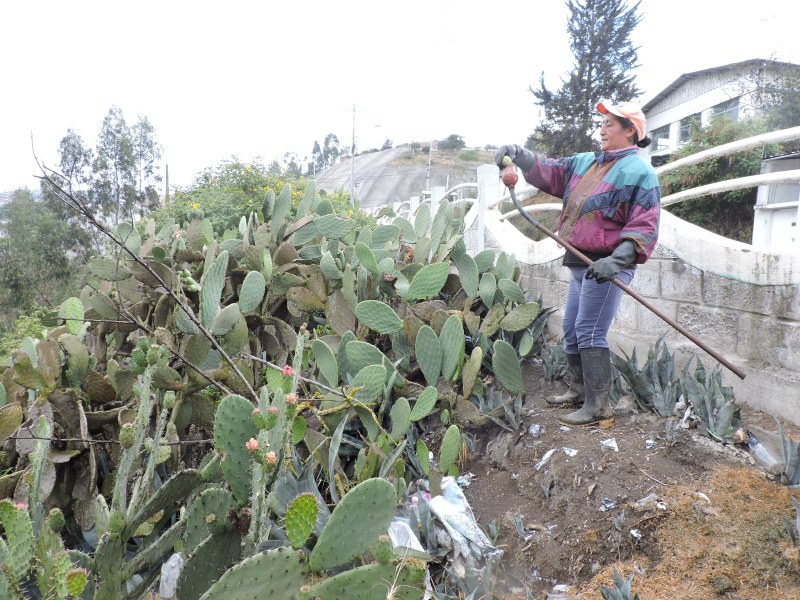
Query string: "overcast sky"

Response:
xmin=1 ymin=0 xmax=798 ymax=193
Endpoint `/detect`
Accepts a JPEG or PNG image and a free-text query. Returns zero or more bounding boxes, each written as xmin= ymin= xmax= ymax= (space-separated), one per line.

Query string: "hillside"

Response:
xmin=315 ymin=146 xmax=496 ymax=211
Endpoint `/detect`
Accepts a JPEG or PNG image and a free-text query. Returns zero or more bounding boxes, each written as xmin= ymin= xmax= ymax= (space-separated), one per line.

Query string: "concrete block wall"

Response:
xmin=463 ymin=198 xmax=800 ymax=425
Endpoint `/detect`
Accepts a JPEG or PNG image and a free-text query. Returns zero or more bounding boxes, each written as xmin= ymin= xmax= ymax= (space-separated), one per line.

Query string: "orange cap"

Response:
xmin=597 ymin=101 xmax=646 ymax=142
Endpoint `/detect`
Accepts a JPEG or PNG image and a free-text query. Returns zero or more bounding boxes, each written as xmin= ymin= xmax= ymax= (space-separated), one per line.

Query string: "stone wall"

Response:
xmin=463 ymin=196 xmax=800 ymax=425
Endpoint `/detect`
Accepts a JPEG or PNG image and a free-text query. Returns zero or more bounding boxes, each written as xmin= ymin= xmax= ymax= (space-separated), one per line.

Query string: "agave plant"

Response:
xmin=612 ymin=334 xmax=679 ymax=417
xmin=600 ymin=567 xmax=641 ymax=600
xmin=680 ymin=355 xmax=741 ymax=443
xmin=541 ymin=337 xmax=567 ymax=382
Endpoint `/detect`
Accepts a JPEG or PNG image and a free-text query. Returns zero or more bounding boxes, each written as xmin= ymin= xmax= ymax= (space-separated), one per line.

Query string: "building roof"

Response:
xmin=642 ymin=58 xmax=800 ymax=113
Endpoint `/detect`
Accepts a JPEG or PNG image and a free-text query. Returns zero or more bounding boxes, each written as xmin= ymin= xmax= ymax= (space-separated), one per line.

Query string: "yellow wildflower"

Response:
xmin=192 ymin=203 xmax=200 ymax=210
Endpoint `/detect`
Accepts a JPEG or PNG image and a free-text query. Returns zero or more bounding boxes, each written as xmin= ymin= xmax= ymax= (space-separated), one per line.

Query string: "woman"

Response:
xmin=495 ymin=101 xmax=660 ymax=427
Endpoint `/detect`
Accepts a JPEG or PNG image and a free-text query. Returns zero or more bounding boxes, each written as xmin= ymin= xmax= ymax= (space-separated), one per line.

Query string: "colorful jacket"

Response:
xmin=521 ymin=146 xmax=660 ymax=264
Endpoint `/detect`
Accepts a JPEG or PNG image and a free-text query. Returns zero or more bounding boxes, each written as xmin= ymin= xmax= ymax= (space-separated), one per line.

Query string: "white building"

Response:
xmin=642 ymin=58 xmax=800 ymax=247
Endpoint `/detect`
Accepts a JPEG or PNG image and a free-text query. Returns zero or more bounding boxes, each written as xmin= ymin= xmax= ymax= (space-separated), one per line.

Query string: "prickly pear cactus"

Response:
xmin=214 ymin=394 xmax=259 ymax=506
xmin=183 ymin=487 xmax=237 ymax=553
xmin=307 ymin=560 xmax=427 ymax=600
xmin=415 ymin=325 xmax=442 ymax=386
xmin=199 ymin=547 xmax=306 ymax=600
xmin=0 ymin=499 xmax=34 ymax=582
xmin=284 ymin=493 xmax=318 ymax=549
xmin=309 ymin=478 xmax=397 ymax=572
xmin=438 ymin=424 xmax=462 ymax=474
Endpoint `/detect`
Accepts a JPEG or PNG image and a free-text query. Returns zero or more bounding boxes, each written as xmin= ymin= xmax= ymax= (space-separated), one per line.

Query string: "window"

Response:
xmin=651 ymin=125 xmax=670 ymax=152
xmin=679 ymin=113 xmax=701 ymax=144
xmin=712 ymin=97 xmax=740 ymax=122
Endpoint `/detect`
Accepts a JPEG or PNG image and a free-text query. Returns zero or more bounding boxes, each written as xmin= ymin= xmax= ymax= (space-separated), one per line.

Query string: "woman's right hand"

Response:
xmin=495 ymin=145 xmax=536 ymax=172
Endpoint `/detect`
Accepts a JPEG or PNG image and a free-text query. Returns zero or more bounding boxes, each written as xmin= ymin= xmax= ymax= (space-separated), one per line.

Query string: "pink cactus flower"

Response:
xmin=282 ymin=365 xmax=294 ymax=377
xmin=252 ymin=407 xmax=261 ymax=415
xmin=15 ymin=503 xmax=27 ymax=510
xmin=286 ymin=393 xmax=298 ymax=405
xmin=265 ymin=451 xmax=278 ymax=464
xmin=245 ymin=438 xmax=259 ymax=452
xmin=268 ymin=406 xmax=279 ymax=414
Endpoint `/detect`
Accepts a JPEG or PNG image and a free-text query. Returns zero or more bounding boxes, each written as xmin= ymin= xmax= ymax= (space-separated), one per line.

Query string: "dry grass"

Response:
xmin=572 ymin=468 xmax=800 ymax=599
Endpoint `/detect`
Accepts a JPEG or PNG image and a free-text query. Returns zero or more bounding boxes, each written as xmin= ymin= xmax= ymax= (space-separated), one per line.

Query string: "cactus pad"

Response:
xmin=309 ymin=478 xmax=397 ymax=572
xmin=308 ymin=561 xmax=426 ymax=600
xmin=409 ymin=386 xmax=438 ymax=422
xmin=492 ymin=340 xmax=524 ymax=395
xmin=285 ymin=493 xmax=318 ymax=549
xmin=214 ymin=395 xmax=259 ymax=506
xmin=500 ymin=302 xmax=540 ymax=332
xmin=199 ymin=547 xmax=305 ymax=600
xmin=183 ymin=487 xmax=237 ymax=553
xmin=404 ymin=262 xmax=450 ymax=301
xmin=0 ymin=499 xmax=34 ymax=582
xmin=355 ymin=300 xmax=403 ymax=335
xmin=311 ymin=339 xmax=338 ymax=388
xmin=414 ymin=325 xmax=441 ymax=386
xmin=439 ymin=314 xmax=465 ymax=381
xmin=438 ymin=424 xmax=461 ymax=474
xmin=238 ymin=271 xmax=266 ymax=313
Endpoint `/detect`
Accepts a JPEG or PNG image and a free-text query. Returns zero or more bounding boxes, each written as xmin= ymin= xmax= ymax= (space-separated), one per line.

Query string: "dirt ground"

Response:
xmin=460 ymin=359 xmax=800 ymax=599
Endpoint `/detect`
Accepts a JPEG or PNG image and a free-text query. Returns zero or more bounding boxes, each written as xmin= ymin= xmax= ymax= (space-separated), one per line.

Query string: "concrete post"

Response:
xmin=410 ymin=196 xmax=420 ymax=215
xmin=477 ymin=164 xmax=498 ymax=252
xmin=431 ymin=186 xmax=445 ymax=219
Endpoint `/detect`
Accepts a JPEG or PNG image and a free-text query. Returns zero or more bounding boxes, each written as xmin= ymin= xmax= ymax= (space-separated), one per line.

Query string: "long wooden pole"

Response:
xmin=501 ymin=166 xmax=745 ymax=380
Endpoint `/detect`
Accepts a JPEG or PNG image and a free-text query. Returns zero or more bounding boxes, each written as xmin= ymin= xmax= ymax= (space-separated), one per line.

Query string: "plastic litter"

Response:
xmin=599 ymin=497 xmax=617 ymax=512
xmin=427 ymin=476 xmax=503 ymax=574
xmin=535 ymin=448 xmax=556 ymax=471
xmin=559 ymin=425 xmax=572 ymax=432
xmin=562 ymin=447 xmax=578 ymax=457
xmin=600 ymin=437 xmax=618 ymax=452
xmin=748 ymin=435 xmax=784 ymax=476
xmin=158 ymin=552 xmax=184 ymax=598
xmin=547 ymin=583 xmax=572 ymax=599
xmin=630 ymin=528 xmax=642 ymax=540
xmin=633 ymin=493 xmax=658 ymax=511
xmin=528 ymin=423 xmax=544 ymax=437
xmin=388 ymin=519 xmax=426 ymax=554
xmin=456 ymin=472 xmax=477 ymax=488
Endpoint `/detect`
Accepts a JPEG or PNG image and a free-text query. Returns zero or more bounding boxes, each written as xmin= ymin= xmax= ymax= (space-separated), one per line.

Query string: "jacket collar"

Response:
xmin=595 ymin=146 xmax=638 ymax=166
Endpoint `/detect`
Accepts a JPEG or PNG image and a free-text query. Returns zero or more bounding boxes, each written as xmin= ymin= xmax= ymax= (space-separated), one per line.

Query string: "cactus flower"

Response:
xmin=282 ymin=365 xmax=294 ymax=377
xmin=246 ymin=438 xmax=259 ymax=452
xmin=265 ymin=451 xmax=278 ymax=464
xmin=252 ymin=407 xmax=261 ymax=414
xmin=15 ymin=502 xmax=27 ymax=510
xmin=268 ymin=406 xmax=279 ymax=414
xmin=287 ymin=393 xmax=298 ymax=405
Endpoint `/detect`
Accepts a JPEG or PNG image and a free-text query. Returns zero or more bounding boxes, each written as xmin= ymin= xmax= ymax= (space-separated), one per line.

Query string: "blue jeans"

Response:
xmin=562 ymin=266 xmax=635 ymax=354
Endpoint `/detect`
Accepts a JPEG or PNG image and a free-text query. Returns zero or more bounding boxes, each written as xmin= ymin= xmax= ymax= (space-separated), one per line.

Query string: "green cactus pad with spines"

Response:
xmin=125 ymin=469 xmax=202 ymax=537
xmin=500 ymin=302 xmax=541 ymax=332
xmin=214 ymin=394 xmax=259 ymax=506
xmin=492 ymin=339 xmax=524 ymax=395
xmin=311 ymin=339 xmax=338 ymax=388
xmin=238 ymin=271 xmax=266 ymax=313
xmin=461 ymin=347 xmax=483 ymax=400
xmin=351 ymin=365 xmax=387 ymax=404
xmin=271 ymin=185 xmax=292 ymax=243
xmin=519 ymin=329 xmax=535 ymax=357
xmin=308 ymin=560 xmax=427 ymax=600
xmin=175 ymin=304 xmax=200 ymax=335
xmin=355 ymin=300 xmax=404 ymax=335
xmin=179 ymin=529 xmax=243 ymax=600
xmin=409 ymin=386 xmax=438 ymax=422
xmin=200 ymin=250 xmax=229 ymax=328
xmin=414 ymin=325 xmax=442 ymax=386
xmin=429 ymin=202 xmax=451 ymax=251
xmin=309 ymin=478 xmax=397 ymax=572
xmin=87 ymin=256 xmax=132 ymax=281
xmin=183 ymin=487 xmax=237 ymax=554
xmin=497 ymin=278 xmax=525 ymax=304
xmin=390 ymin=397 xmax=411 ymax=440
xmin=354 ymin=242 xmax=381 ymax=275
xmin=285 ymin=493 xmax=318 ymax=549
xmin=320 ymin=251 xmax=342 ymax=280
xmin=438 ymin=424 xmax=461 ymax=474
xmin=59 ymin=333 xmax=90 ymax=388
xmin=473 ymin=249 xmax=496 ymax=273
xmin=479 ymin=303 xmax=506 ymax=337
xmin=439 ymin=314 xmax=465 ymax=381
xmin=479 ymin=272 xmax=497 ymax=306
xmin=210 ymin=303 xmax=241 ymax=336
xmin=453 ymin=252 xmax=479 ymax=299
xmin=314 ymin=214 xmax=355 ymax=239
xmin=345 ymin=341 xmax=391 ymax=379
xmin=199 ymin=547 xmax=306 ymax=600
xmin=0 ymin=499 xmax=34 ymax=582
xmin=414 ymin=204 xmax=431 ymax=237
xmin=416 ymin=439 xmax=431 ymax=475
xmin=59 ymin=297 xmax=85 ymax=335
xmin=404 ymin=262 xmax=450 ymax=301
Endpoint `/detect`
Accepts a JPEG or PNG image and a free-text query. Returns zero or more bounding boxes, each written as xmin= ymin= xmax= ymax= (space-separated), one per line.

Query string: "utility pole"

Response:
xmin=425 ymin=140 xmax=433 ymax=193
xmin=351 ymin=104 xmax=356 ymax=206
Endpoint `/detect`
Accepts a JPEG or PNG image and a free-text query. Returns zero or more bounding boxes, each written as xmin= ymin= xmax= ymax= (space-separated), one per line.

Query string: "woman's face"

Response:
xmin=599 ymin=115 xmax=635 ymax=151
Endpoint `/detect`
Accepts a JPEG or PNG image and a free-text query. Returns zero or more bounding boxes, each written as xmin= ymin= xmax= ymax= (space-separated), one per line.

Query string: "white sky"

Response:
xmin=1 ymin=0 xmax=798 ymax=192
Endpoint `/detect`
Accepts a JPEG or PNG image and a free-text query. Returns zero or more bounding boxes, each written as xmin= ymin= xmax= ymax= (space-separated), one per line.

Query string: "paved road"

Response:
xmin=315 ymin=147 xmax=488 ymax=211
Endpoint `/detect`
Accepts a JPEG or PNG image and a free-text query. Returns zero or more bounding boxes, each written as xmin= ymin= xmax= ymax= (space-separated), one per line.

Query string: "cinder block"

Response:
xmin=676 ymin=304 xmax=738 ymax=352
xmin=631 ymin=261 xmax=660 ymax=297
xmin=660 ymin=260 xmax=703 ymax=303
xmin=737 ymin=314 xmax=800 ymax=370
xmin=771 ymin=284 xmax=800 ymax=321
xmin=702 ymin=273 xmax=773 ymax=315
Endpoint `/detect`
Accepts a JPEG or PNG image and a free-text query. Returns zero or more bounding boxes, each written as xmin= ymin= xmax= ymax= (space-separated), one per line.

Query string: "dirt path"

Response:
xmin=461 ymin=360 xmax=800 ymax=599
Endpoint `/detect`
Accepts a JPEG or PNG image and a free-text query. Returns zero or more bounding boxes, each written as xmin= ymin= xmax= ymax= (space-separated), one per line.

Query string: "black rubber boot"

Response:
xmin=560 ymin=348 xmax=615 ymax=427
xmin=546 ymin=353 xmax=583 ymax=407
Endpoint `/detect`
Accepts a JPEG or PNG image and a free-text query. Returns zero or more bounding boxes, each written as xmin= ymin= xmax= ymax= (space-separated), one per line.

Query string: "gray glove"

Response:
xmin=585 ymin=240 xmax=638 ymax=283
xmin=495 ymin=144 xmax=536 ymax=172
